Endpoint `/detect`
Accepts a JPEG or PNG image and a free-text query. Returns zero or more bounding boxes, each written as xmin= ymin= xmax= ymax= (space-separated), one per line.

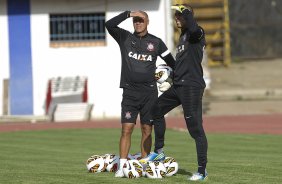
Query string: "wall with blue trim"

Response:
xmin=8 ymin=0 xmax=34 ymax=115
xmin=1 ymin=0 xmax=167 ymax=118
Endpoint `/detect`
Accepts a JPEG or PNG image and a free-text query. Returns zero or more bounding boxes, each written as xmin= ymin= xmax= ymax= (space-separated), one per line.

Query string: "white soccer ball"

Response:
xmin=101 ymin=153 xmax=111 ymax=161
xmin=86 ymin=155 xmax=106 ymax=173
xmin=155 ymin=64 xmax=173 ymax=84
xmin=122 ymin=160 xmax=144 ymax=178
xmin=163 ymin=157 xmax=179 ymax=176
xmin=104 ymin=154 xmax=120 ymax=172
xmin=145 ymin=161 xmax=167 ymax=179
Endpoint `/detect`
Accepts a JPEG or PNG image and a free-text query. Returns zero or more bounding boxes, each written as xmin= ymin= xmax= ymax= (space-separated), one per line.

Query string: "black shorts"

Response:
xmin=121 ymin=88 xmax=158 ymax=125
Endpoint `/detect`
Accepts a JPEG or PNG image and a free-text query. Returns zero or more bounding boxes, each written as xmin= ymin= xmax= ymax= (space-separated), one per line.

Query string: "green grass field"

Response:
xmin=0 ymin=128 xmax=281 ymax=184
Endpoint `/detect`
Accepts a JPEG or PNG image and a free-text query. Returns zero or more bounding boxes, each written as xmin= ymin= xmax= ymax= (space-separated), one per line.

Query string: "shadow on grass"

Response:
xmin=177 ymin=168 xmax=192 ymax=176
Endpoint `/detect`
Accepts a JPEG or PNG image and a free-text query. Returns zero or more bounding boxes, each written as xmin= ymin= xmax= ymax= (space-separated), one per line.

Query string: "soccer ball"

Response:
xmin=86 ymin=155 xmax=106 ymax=173
xmin=163 ymin=157 xmax=179 ymax=176
xmin=101 ymin=153 xmax=111 ymax=161
xmin=104 ymin=154 xmax=120 ymax=172
xmin=155 ymin=64 xmax=173 ymax=84
xmin=145 ymin=161 xmax=167 ymax=179
xmin=122 ymin=160 xmax=144 ymax=178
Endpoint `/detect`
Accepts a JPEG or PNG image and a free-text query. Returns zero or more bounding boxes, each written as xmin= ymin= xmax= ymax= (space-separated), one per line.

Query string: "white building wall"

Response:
xmin=2 ymin=0 xmax=171 ymax=118
xmin=0 ymin=0 xmax=9 ymax=115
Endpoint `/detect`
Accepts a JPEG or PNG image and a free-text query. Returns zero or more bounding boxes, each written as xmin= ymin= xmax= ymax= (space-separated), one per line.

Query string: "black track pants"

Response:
xmin=152 ymin=85 xmax=208 ymax=167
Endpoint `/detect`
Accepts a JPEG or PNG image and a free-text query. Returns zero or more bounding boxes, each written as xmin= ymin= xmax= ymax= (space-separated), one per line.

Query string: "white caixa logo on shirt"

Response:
xmin=128 ymin=52 xmax=153 ymax=61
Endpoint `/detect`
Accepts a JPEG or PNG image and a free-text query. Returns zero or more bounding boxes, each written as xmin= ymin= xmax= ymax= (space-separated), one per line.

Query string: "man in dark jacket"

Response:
xmin=105 ymin=10 xmax=175 ymax=177
xmin=140 ymin=4 xmax=208 ymax=181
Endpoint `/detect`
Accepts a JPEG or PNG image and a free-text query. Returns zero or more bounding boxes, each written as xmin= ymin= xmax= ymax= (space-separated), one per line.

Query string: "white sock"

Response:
xmin=119 ymin=158 xmax=127 ymax=170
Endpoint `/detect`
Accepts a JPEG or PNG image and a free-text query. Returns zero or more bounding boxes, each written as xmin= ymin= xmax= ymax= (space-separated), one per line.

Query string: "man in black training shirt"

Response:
xmin=140 ymin=4 xmax=208 ymax=181
xmin=105 ymin=10 xmax=175 ymax=178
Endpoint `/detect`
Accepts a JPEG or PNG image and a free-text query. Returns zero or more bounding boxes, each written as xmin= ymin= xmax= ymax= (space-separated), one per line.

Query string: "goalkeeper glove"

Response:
xmin=171 ymin=4 xmax=188 ymax=13
xmin=159 ymin=82 xmax=171 ymax=92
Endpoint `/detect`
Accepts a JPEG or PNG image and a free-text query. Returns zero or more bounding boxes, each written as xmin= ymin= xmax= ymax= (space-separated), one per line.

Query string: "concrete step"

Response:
xmin=206 ymin=89 xmax=282 ymax=101
xmin=0 ymin=115 xmax=49 ymax=123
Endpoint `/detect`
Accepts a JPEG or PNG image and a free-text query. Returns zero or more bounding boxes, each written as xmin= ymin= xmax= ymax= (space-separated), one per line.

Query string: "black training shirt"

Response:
xmin=105 ymin=11 xmax=175 ymax=90
xmin=173 ymin=9 xmax=206 ymax=88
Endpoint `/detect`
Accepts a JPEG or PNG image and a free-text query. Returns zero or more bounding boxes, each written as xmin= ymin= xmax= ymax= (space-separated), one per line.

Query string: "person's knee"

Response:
xmin=188 ymin=127 xmax=202 ymax=139
xmin=121 ymin=126 xmax=134 ymax=137
xmin=185 ymin=115 xmax=203 ymax=139
xmin=153 ymin=117 xmax=165 ymax=127
xmin=141 ymin=125 xmax=152 ymax=137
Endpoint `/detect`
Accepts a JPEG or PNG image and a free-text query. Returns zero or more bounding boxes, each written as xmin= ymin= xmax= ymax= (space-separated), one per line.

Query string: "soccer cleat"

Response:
xmin=188 ymin=170 xmax=208 ymax=181
xmin=139 ymin=152 xmax=165 ymax=164
xmin=114 ymin=169 xmax=125 ymax=178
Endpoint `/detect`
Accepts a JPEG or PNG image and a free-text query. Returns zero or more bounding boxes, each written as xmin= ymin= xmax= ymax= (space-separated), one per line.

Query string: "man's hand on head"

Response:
xmin=130 ymin=11 xmax=146 ymax=20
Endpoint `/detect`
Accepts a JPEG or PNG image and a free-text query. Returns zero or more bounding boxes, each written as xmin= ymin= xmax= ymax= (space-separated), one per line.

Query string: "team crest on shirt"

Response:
xmin=176 ymin=45 xmax=185 ymax=54
xmin=125 ymin=111 xmax=132 ymax=119
xmin=147 ymin=42 xmax=155 ymax=51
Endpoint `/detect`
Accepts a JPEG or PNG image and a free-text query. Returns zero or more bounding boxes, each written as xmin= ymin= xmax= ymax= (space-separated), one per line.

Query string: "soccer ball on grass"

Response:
xmin=163 ymin=157 xmax=179 ymax=176
xmin=145 ymin=161 xmax=166 ymax=178
xmin=104 ymin=154 xmax=120 ymax=172
xmin=122 ymin=160 xmax=144 ymax=178
xmin=86 ymin=155 xmax=106 ymax=173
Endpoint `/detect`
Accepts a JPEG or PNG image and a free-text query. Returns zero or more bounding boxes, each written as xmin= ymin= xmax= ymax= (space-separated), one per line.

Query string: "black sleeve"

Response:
xmin=105 ymin=11 xmax=131 ymax=43
xmin=182 ymin=9 xmax=204 ymax=43
xmin=158 ymin=39 xmax=175 ymax=69
xmin=163 ymin=54 xmax=175 ymax=70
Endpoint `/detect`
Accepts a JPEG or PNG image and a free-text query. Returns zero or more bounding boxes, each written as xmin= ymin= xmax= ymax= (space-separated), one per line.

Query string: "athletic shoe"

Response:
xmin=139 ymin=152 xmax=165 ymax=164
xmin=115 ymin=169 xmax=124 ymax=178
xmin=188 ymin=170 xmax=208 ymax=181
